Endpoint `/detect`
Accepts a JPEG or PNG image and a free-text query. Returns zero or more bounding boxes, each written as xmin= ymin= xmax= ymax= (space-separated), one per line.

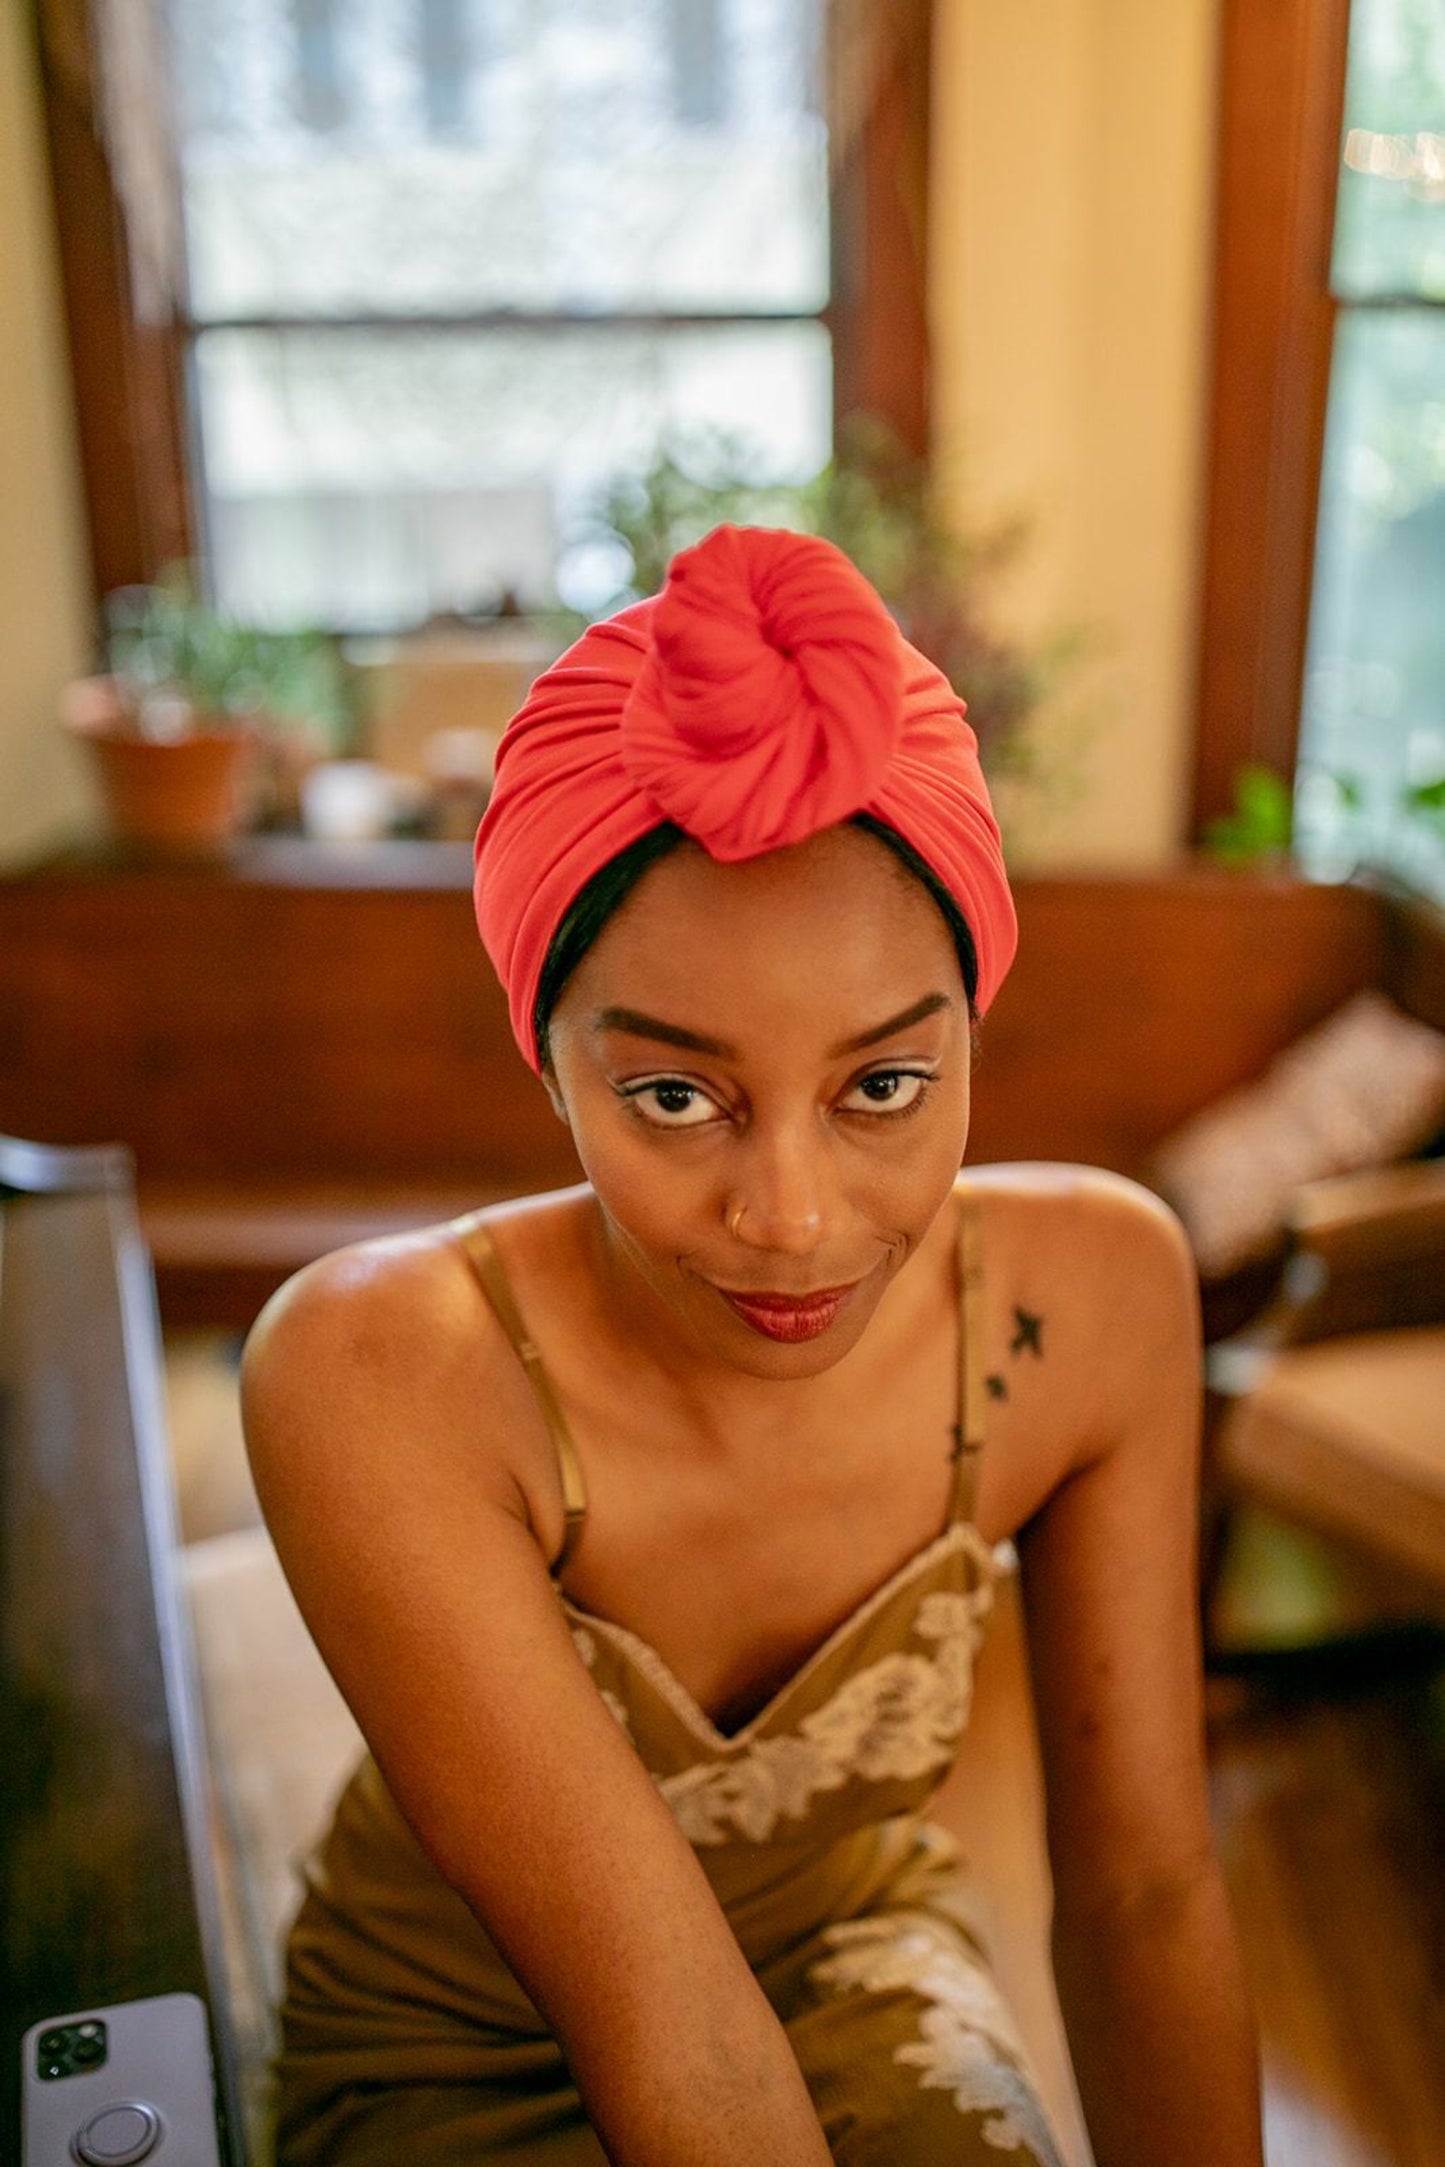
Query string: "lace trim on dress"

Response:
xmin=571 ymin=1566 xmax=996 ymax=1845
xmin=558 ymin=1519 xmax=1001 ymax=1756
xmin=808 ymin=1912 xmax=1064 ymax=2162
xmin=651 ymin=1574 xmax=996 ymax=1845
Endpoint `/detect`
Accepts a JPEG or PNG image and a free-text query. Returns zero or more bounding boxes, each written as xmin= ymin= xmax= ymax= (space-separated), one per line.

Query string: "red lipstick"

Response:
xmin=717 ymin=1283 xmax=860 ymax=1343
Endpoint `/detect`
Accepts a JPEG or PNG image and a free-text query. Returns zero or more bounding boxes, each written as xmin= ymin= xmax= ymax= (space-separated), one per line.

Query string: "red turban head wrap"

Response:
xmin=474 ymin=524 xmax=1016 ymax=1072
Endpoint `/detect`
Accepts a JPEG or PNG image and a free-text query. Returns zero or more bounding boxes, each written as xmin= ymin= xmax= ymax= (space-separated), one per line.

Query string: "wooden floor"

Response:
xmin=1206 ymin=1658 xmax=1445 ymax=2167
xmin=165 ymin=1332 xmax=1445 ymax=2167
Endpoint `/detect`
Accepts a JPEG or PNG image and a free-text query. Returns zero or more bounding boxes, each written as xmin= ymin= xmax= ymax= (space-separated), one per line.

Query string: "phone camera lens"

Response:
xmin=72 ymin=2037 xmax=105 ymax=2066
xmin=38 ymin=2031 xmax=68 ymax=2056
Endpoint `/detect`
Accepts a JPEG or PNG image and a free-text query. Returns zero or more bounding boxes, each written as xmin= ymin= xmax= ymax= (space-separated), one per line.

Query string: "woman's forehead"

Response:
xmin=645 ymin=822 xmax=938 ymax=915
xmin=566 ymin=826 xmax=965 ymax=1040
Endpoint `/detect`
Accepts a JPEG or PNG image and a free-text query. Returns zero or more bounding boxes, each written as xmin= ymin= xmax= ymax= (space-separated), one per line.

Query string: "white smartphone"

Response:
xmin=20 ymin=1992 xmax=222 ymax=2166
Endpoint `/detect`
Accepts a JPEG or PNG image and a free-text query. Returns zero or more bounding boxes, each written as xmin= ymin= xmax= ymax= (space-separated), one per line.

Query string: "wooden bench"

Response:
xmin=3 ymin=840 xmax=1438 ymax=1334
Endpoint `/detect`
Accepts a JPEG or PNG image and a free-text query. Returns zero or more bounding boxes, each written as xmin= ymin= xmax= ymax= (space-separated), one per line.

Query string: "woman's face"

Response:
xmin=545 ymin=824 xmax=972 ymax=1378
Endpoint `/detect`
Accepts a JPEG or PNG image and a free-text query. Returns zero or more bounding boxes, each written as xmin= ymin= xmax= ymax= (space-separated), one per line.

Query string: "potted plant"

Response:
xmin=61 ymin=570 xmax=352 ymax=848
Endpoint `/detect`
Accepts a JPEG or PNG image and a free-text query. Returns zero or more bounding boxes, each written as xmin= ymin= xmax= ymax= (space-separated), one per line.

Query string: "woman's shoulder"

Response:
xmin=956 ymin=1159 xmax=1190 ymax=1265
xmin=956 ymin=1161 xmax=1196 ymax=1344
xmin=952 ymin=1166 xmax=1198 ymax=1524
xmin=240 ymin=1186 xmax=596 ymax=1535
xmin=246 ymin=1183 xmax=594 ymax=1353
xmin=954 ymin=1163 xmax=1197 ymax=1384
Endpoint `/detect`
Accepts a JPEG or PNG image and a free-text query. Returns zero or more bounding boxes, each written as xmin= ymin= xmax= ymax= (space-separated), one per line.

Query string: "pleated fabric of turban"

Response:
xmin=474 ymin=523 xmax=1016 ymax=1072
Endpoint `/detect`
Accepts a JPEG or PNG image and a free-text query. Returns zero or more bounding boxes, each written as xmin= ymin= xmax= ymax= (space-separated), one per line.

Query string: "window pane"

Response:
xmin=1295 ymin=308 xmax=1445 ymax=900
xmin=194 ymin=321 xmax=833 ymax=627
xmin=173 ymin=0 xmax=828 ymax=318
xmin=1333 ymin=0 xmax=1445 ymax=300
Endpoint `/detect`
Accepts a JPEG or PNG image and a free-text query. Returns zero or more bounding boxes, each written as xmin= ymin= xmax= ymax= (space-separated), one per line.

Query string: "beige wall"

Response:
xmin=0 ymin=1 xmax=91 ymax=866
xmin=931 ymin=0 xmax=1219 ymax=867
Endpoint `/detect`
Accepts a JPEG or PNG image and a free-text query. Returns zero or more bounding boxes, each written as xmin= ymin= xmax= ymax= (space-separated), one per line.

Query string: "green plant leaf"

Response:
xmin=1202 ymin=764 xmax=1294 ymax=865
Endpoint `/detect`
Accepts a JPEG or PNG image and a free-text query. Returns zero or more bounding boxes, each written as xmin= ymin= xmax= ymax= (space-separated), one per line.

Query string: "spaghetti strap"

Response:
xmin=450 ymin=1214 xmax=588 ymax=1572
xmin=948 ymin=1186 xmax=987 ymax=1526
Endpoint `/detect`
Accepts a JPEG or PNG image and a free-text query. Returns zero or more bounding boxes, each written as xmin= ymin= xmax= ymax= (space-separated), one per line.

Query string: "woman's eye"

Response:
xmin=618 ymin=1079 xmax=723 ymax=1128
xmin=843 ymin=1069 xmax=935 ymax=1116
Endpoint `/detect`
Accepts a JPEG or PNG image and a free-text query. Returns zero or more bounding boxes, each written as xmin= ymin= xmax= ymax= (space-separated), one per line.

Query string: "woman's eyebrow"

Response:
xmin=590 ymin=992 xmax=952 ymax=1061
xmin=829 ymin=992 xmax=952 ymax=1057
xmin=590 ymin=1008 xmax=734 ymax=1056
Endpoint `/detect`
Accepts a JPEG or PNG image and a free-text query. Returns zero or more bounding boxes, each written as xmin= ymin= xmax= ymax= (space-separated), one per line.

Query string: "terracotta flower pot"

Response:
xmin=61 ymin=677 xmax=262 ymax=848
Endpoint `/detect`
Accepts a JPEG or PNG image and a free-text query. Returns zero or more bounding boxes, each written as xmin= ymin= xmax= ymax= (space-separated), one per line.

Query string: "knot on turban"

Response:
xmin=618 ymin=525 xmax=905 ymax=859
xmin=475 ymin=523 xmax=1016 ymax=1072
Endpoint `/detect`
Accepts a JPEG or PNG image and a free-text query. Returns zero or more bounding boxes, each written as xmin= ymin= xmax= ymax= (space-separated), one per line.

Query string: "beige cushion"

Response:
xmin=1150 ymin=992 xmax=1445 ymax=1279
xmin=1219 ymin=1327 xmax=1445 ymax=1602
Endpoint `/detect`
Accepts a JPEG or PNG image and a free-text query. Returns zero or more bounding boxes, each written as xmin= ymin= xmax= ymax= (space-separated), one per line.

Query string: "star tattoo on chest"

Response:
xmin=1010 ymin=1306 xmax=1044 ymax=1359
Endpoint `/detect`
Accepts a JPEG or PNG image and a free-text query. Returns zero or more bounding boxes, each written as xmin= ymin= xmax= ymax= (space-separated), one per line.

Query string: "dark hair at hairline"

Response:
xmin=532 ymin=815 xmax=980 ymax=1069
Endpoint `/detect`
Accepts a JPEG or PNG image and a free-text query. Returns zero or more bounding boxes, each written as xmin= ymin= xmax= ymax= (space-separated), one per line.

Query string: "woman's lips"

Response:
xmin=717 ymin=1282 xmax=861 ymax=1343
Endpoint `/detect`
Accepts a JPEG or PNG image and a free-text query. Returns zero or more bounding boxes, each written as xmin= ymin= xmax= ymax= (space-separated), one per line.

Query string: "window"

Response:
xmin=172 ymin=0 xmax=832 ymax=627
xmin=39 ymin=0 xmax=932 ymax=631
xmin=1195 ymin=0 xmax=1444 ymax=903
xmin=1294 ymin=0 xmax=1445 ymax=898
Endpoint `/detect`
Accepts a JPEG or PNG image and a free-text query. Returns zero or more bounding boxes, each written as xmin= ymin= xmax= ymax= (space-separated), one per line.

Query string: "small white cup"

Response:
xmin=299 ymin=759 xmax=396 ymax=842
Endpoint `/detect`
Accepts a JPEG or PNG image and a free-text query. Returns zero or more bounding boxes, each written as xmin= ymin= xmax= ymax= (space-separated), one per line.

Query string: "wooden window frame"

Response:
xmin=33 ymin=0 xmax=197 ymax=606
xmin=1193 ymin=0 xmax=1353 ymax=832
xmin=34 ymin=0 xmax=932 ymax=624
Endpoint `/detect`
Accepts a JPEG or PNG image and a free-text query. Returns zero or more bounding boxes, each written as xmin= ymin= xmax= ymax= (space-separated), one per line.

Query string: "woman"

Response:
xmin=243 ymin=526 xmax=1264 ymax=2166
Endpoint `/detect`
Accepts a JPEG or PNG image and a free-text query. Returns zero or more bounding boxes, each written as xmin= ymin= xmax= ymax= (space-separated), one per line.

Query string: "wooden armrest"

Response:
xmin=1208 ymin=1163 xmax=1445 ymax=1376
xmin=1288 ymin=1160 xmax=1445 ymax=1272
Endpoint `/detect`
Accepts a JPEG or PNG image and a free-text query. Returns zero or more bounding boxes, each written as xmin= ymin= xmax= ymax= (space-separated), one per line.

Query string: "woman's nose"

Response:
xmin=726 ymin=1124 xmax=836 ymax=1254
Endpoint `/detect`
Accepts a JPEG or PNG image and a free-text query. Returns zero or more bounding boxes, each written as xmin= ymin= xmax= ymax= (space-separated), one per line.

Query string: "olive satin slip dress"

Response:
xmin=273 ymin=1183 xmax=1066 ymax=2167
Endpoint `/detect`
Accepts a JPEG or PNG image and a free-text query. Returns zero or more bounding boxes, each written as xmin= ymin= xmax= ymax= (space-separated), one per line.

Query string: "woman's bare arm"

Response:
xmin=242 ymin=1236 xmax=832 ymax=2167
xmin=1015 ymin=1179 xmax=1264 ymax=2167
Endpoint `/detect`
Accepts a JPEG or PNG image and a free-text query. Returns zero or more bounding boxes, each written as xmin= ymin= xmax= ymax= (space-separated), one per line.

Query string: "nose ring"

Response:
xmin=728 ymin=1201 xmax=747 ymax=1240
